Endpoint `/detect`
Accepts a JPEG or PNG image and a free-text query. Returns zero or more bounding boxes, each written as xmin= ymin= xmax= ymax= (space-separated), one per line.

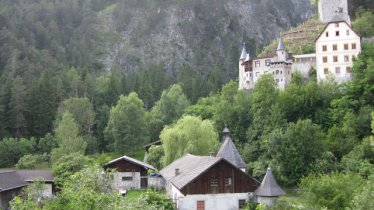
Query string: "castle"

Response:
xmin=239 ymin=0 xmax=361 ymax=91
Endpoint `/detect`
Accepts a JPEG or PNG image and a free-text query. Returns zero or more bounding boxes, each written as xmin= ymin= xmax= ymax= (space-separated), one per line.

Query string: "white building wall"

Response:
xmin=318 ymin=0 xmax=350 ymax=24
xmin=109 ymin=172 xmax=141 ymax=191
xmin=316 ymin=22 xmax=361 ymax=84
xmin=292 ymin=54 xmax=316 ymax=80
xmin=178 ymin=193 xmax=252 ymax=210
xmin=148 ymin=177 xmax=165 ymax=189
xmin=41 ymin=183 xmax=53 ymax=198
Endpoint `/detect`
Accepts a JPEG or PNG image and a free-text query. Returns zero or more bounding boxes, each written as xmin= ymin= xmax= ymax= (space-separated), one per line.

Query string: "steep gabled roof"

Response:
xmin=160 ymin=154 xmax=222 ymax=190
xmin=0 ymin=170 xmax=53 ymax=192
xmin=216 ymin=127 xmax=246 ymax=169
xmin=254 ymin=168 xmax=285 ymax=197
xmin=315 ymin=17 xmax=360 ymax=42
xmin=104 ymin=155 xmax=156 ymax=171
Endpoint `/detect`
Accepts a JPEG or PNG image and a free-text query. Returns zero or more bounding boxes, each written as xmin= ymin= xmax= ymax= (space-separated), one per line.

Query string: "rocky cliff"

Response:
xmin=99 ymin=0 xmax=313 ymax=78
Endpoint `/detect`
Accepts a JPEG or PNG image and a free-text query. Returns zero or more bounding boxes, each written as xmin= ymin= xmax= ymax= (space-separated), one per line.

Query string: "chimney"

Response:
xmin=175 ymin=168 xmax=180 ymax=176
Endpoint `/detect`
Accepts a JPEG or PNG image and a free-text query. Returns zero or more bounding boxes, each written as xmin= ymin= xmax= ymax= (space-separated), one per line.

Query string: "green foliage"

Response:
xmin=353 ymin=10 xmax=374 ymax=37
xmin=300 ymin=173 xmax=364 ymax=210
xmin=8 ymin=76 xmax=27 ymax=137
xmin=0 ymin=137 xmax=34 ymax=167
xmin=348 ymin=177 xmax=374 ymax=210
xmin=104 ymin=92 xmax=149 ymax=153
xmin=267 ymin=120 xmax=326 ymax=186
xmin=52 ymin=153 xmax=88 ymax=186
xmin=51 ymin=112 xmax=87 ymax=163
xmin=161 ymin=115 xmax=219 ymax=166
xmin=16 ymin=154 xmax=43 ymax=169
xmin=137 ymin=189 xmax=174 ymax=210
xmin=149 ymin=84 xmax=190 ymax=139
xmin=10 ymin=178 xmax=47 ymax=210
xmin=146 ymin=145 xmax=164 ymax=170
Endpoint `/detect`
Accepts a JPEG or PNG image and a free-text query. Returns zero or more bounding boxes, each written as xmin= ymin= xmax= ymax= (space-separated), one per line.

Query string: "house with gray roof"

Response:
xmin=159 ymin=154 xmax=259 ymax=210
xmin=104 ymin=155 xmax=159 ymax=191
xmin=254 ymin=167 xmax=285 ymax=205
xmin=0 ymin=169 xmax=54 ymax=210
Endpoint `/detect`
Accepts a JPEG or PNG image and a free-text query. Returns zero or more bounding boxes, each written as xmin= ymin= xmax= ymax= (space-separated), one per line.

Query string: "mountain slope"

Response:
xmin=99 ymin=0 xmax=313 ymax=78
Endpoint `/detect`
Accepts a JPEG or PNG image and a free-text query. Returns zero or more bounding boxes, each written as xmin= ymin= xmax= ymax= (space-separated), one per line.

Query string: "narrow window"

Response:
xmin=333 ymin=56 xmax=338 ymax=62
xmin=344 ymin=55 xmax=349 ymax=62
xmin=197 ymin=201 xmax=205 ymax=210
xmin=352 ymin=43 xmax=356 ymax=49
xmin=335 ymin=67 xmax=341 ymax=74
xmin=344 ymin=44 xmax=349 ymax=50
xmin=276 ymin=70 xmax=279 ymax=75
xmin=323 ymin=56 xmax=328 ymax=63
xmin=122 ymin=176 xmax=133 ymax=181
xmin=326 ymin=32 xmax=329 ymax=37
xmin=324 ymin=68 xmax=329 ymax=74
xmin=346 ymin=66 xmax=352 ymax=73
xmin=265 ymin=59 xmax=271 ymax=66
xmin=322 ymin=45 xmax=327 ymax=51
xmin=333 ymin=44 xmax=337 ymax=51
xmin=336 ymin=31 xmax=340 ymax=36
xmin=255 ymin=61 xmax=260 ymax=67
xmin=346 ymin=30 xmax=350 ymax=36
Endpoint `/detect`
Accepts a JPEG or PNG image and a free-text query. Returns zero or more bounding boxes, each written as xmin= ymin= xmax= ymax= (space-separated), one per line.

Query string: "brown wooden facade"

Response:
xmin=180 ymin=160 xmax=259 ymax=195
xmin=105 ymin=159 xmax=148 ymax=176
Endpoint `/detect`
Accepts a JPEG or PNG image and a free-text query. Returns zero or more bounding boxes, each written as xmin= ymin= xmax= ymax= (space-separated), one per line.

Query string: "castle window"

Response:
xmin=335 ymin=67 xmax=341 ymax=74
xmin=344 ymin=44 xmax=349 ymax=50
xmin=344 ymin=56 xmax=349 ymax=62
xmin=352 ymin=43 xmax=357 ymax=49
xmin=276 ymin=70 xmax=279 ymax=75
xmin=324 ymin=68 xmax=329 ymax=74
xmin=346 ymin=66 xmax=352 ymax=73
xmin=333 ymin=44 xmax=337 ymax=51
xmin=255 ymin=61 xmax=260 ymax=67
xmin=336 ymin=31 xmax=340 ymax=36
xmin=322 ymin=45 xmax=327 ymax=51
xmin=333 ymin=56 xmax=338 ymax=62
xmin=265 ymin=59 xmax=271 ymax=66
xmin=346 ymin=30 xmax=350 ymax=36
xmin=323 ymin=56 xmax=328 ymax=63
xmin=326 ymin=32 xmax=329 ymax=37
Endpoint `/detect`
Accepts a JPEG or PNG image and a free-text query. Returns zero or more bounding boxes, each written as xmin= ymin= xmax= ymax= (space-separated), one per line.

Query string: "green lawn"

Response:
xmin=123 ymin=189 xmax=145 ymax=202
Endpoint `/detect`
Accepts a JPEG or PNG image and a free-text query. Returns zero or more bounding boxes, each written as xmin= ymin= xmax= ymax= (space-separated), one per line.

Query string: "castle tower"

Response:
xmin=318 ymin=0 xmax=351 ymax=25
xmin=276 ymin=34 xmax=287 ymax=62
xmin=239 ymin=43 xmax=250 ymax=90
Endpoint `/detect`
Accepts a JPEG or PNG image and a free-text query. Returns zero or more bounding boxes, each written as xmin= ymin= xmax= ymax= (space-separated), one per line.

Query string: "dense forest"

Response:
xmin=0 ymin=0 xmax=373 ymax=209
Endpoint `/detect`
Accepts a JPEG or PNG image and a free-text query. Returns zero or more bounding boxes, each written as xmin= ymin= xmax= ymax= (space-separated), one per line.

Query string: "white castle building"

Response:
xmin=239 ymin=0 xmax=361 ymax=91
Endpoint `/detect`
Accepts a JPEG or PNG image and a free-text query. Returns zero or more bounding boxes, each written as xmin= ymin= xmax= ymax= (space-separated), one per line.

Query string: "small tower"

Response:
xmin=318 ymin=0 xmax=351 ymax=25
xmin=276 ymin=33 xmax=287 ymax=62
xmin=254 ymin=167 xmax=285 ymax=206
xmin=217 ymin=127 xmax=247 ymax=172
xmin=239 ymin=43 xmax=248 ymax=90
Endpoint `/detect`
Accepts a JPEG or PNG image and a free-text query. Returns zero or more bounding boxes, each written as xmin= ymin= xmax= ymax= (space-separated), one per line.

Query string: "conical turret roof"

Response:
xmin=240 ymin=43 xmax=247 ymax=60
xmin=254 ymin=167 xmax=285 ymax=197
xmin=217 ymin=127 xmax=246 ymax=169
xmin=277 ymin=34 xmax=285 ymax=51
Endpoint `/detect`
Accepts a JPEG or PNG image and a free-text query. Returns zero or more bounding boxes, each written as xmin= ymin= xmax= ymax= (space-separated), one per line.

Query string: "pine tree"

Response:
xmin=8 ymin=76 xmax=27 ymax=137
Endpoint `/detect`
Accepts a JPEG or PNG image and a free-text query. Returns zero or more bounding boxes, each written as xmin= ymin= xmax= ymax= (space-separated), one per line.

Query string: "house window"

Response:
xmin=324 ymin=68 xmax=329 ymax=74
xmin=346 ymin=30 xmax=350 ymax=36
xmin=344 ymin=44 xmax=349 ymax=50
xmin=326 ymin=32 xmax=329 ymax=37
xmin=265 ymin=59 xmax=271 ymax=66
xmin=239 ymin=200 xmax=246 ymax=209
xmin=322 ymin=45 xmax=327 ymax=51
xmin=255 ymin=61 xmax=260 ymax=67
xmin=333 ymin=56 xmax=338 ymax=62
xmin=210 ymin=177 xmax=218 ymax=186
xmin=197 ymin=201 xmax=205 ymax=210
xmin=336 ymin=31 xmax=340 ymax=36
xmin=335 ymin=67 xmax=341 ymax=74
xmin=224 ymin=177 xmax=232 ymax=186
xmin=346 ymin=66 xmax=352 ymax=73
xmin=352 ymin=43 xmax=357 ymax=49
xmin=344 ymin=55 xmax=349 ymax=62
xmin=122 ymin=176 xmax=133 ymax=181
xmin=323 ymin=56 xmax=328 ymax=63
xmin=333 ymin=44 xmax=337 ymax=51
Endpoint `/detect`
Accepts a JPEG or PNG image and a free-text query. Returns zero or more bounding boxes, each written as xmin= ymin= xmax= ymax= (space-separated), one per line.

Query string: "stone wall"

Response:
xmin=110 ymin=172 xmax=141 ymax=190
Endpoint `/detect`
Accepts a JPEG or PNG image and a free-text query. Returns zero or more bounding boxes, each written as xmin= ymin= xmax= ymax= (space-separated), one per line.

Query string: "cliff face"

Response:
xmin=100 ymin=0 xmax=313 ymax=77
